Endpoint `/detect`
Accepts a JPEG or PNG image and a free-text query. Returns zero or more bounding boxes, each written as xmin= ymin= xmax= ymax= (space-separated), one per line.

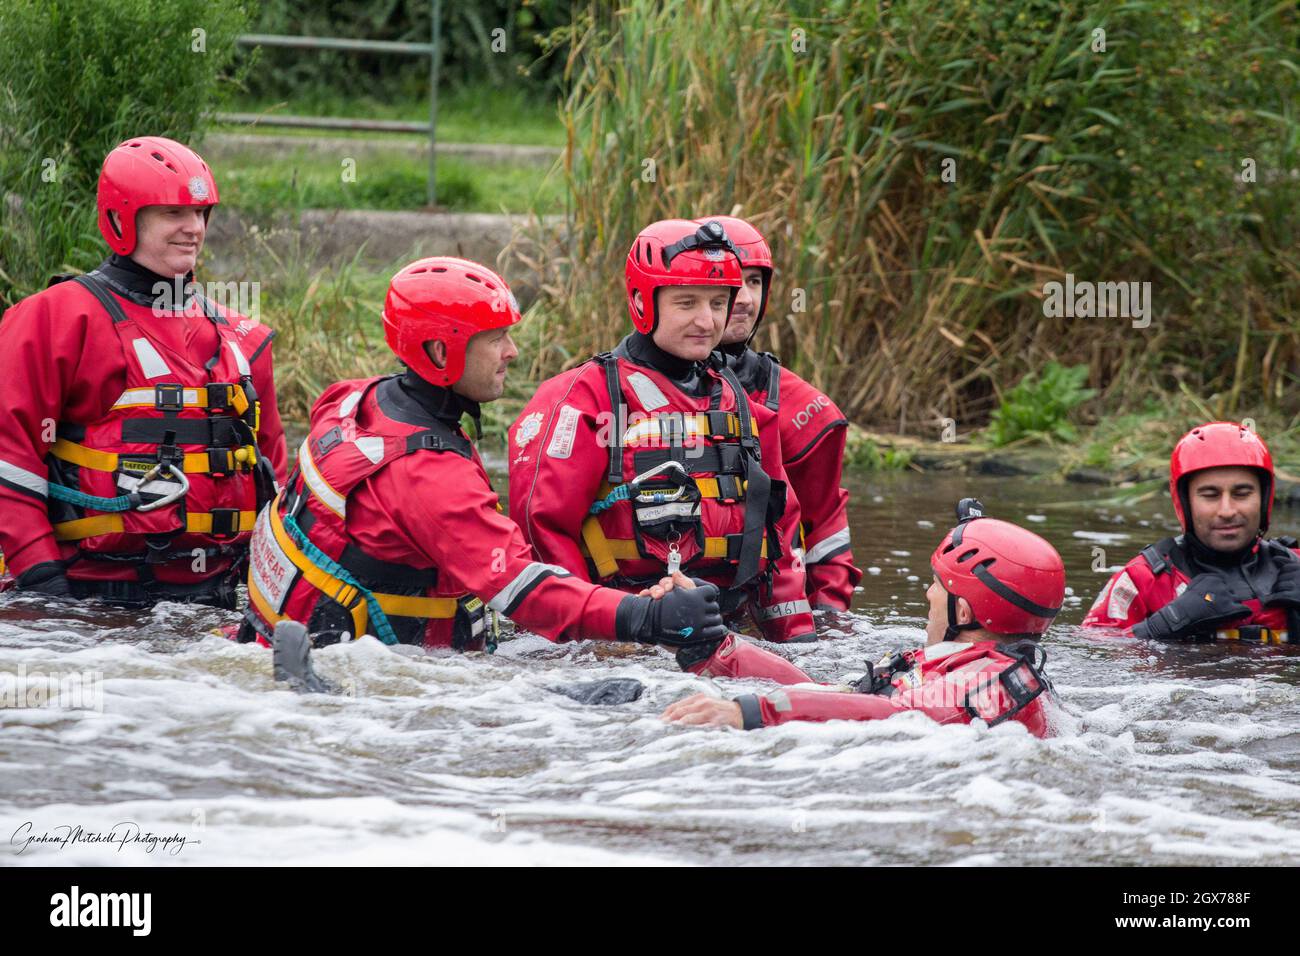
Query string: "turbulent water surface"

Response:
xmin=2 ymin=472 xmax=1298 ymax=866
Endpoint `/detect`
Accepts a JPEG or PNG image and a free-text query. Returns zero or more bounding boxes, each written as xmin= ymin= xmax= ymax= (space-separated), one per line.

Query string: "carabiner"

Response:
xmin=135 ymin=463 xmax=191 ymax=512
xmin=631 ymin=460 xmax=689 ymax=504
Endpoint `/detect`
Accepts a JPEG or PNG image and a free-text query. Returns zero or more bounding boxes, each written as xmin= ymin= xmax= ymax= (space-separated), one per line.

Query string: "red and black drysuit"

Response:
xmin=509 ymin=331 xmax=816 ymax=669
xmin=722 ymin=343 xmax=861 ymax=610
xmin=0 ymin=256 xmax=286 ymax=607
xmin=693 ymin=635 xmax=1054 ymax=737
xmin=1083 ymin=532 xmax=1300 ymax=642
xmin=242 ymin=371 xmax=630 ymax=649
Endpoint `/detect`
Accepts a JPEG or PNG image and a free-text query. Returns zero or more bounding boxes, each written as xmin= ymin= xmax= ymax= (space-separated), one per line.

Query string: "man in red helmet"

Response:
xmin=1083 ymin=422 xmax=1300 ymax=642
xmin=697 ymin=215 xmax=861 ymax=612
xmin=661 ymin=500 xmax=1063 ymax=737
xmin=0 ymin=136 xmax=286 ymax=608
xmin=508 ymin=219 xmax=817 ymax=675
xmin=240 ymin=256 xmax=728 ymax=654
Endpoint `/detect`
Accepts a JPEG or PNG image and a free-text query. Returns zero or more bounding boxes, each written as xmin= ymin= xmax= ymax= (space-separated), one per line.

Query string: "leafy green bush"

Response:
xmin=986 ymin=362 xmax=1097 ymax=445
xmin=0 ymin=0 xmax=250 ymax=307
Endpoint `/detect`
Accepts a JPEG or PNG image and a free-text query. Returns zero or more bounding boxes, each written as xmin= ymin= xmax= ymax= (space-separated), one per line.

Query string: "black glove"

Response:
xmin=1132 ymin=572 xmax=1250 ymax=641
xmin=616 ymin=581 xmax=727 ymax=647
xmin=15 ymin=561 xmax=72 ymax=599
xmin=1264 ymin=553 xmax=1300 ymax=610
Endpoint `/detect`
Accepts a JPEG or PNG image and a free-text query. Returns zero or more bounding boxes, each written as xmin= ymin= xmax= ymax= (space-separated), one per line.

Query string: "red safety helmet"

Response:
xmin=931 ymin=505 xmax=1065 ymax=639
xmin=383 ymin=256 xmax=522 ymax=388
xmin=1169 ymin=421 xmax=1275 ymax=533
xmin=97 ymin=136 xmax=219 ymax=256
xmin=625 ymin=218 xmax=742 ymax=334
xmin=695 ymin=215 xmax=772 ymax=336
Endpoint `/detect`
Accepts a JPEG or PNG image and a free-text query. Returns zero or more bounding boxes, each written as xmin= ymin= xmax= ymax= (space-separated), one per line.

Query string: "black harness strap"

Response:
xmin=71 ymin=273 xmax=130 ymax=324
xmin=598 ymin=353 xmax=624 ymax=485
xmin=716 ymin=362 xmax=770 ymax=589
xmin=762 ymin=353 xmax=781 ymax=412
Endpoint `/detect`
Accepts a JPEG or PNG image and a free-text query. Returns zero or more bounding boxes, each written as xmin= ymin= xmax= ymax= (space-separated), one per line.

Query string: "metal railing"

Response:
xmin=215 ymin=0 xmax=444 ymax=205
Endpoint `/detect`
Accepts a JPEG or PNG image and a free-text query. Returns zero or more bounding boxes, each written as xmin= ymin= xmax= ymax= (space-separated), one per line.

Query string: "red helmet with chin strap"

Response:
xmin=695 ymin=215 xmax=772 ymax=338
xmin=97 ymin=136 xmax=219 ymax=256
xmin=383 ymin=256 xmax=522 ymax=388
xmin=931 ymin=500 xmax=1065 ymax=640
xmin=1169 ymin=422 xmax=1275 ymax=533
xmin=625 ymin=218 xmax=743 ymax=333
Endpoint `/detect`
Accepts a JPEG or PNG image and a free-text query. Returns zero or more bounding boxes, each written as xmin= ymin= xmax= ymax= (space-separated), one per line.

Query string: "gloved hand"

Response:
xmin=1264 ymin=552 xmax=1300 ymax=610
xmin=1132 ymin=572 xmax=1250 ymax=641
xmin=15 ymin=561 xmax=72 ymax=599
xmin=616 ymin=580 xmax=727 ymax=647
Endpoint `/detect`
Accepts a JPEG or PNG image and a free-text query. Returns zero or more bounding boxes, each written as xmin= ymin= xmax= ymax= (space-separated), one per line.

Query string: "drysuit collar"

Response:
xmin=618 ymin=331 xmax=711 ymax=394
xmin=96 ymin=254 xmax=196 ymax=308
xmin=384 ymin=368 xmax=481 ymax=432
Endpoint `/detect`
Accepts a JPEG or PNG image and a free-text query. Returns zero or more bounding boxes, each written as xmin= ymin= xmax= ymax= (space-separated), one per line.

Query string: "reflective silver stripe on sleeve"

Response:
xmin=805 ymin=527 xmax=851 ymax=565
xmin=297 ymin=439 xmax=347 ymax=518
xmin=0 ymin=458 xmax=48 ymax=498
xmin=755 ymin=598 xmax=813 ymax=621
xmin=488 ymin=561 xmax=573 ymax=615
xmin=227 ymin=340 xmax=252 ymax=377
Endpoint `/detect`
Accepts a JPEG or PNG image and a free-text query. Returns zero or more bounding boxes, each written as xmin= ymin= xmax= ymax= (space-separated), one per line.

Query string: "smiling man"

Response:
xmin=0 ymin=136 xmax=286 ymax=608
xmin=239 ymin=256 xmax=727 ymax=654
xmin=508 ymin=219 xmax=816 ymax=674
xmin=1083 ymin=422 xmax=1300 ymax=642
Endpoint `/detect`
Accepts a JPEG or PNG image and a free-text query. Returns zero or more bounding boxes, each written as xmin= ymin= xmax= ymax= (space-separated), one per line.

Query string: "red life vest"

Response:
xmin=44 ymin=272 xmax=272 ymax=565
xmin=244 ymin=376 xmax=490 ymax=649
xmin=578 ymin=348 xmax=787 ymax=600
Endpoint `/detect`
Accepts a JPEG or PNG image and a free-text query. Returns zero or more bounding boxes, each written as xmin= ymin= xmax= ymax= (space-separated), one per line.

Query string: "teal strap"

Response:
xmin=281 ymin=512 xmax=399 ymax=646
xmin=47 ymin=483 xmax=135 ymax=512
xmin=589 ymin=483 xmax=633 ymax=515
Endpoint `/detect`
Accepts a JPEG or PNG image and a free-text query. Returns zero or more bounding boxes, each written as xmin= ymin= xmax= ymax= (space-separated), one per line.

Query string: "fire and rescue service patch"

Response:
xmin=249 ymin=509 xmax=297 ymax=614
xmin=546 ymin=405 xmax=581 ymax=459
xmin=515 ymin=411 xmax=544 ymax=448
xmin=187 ymin=176 xmax=210 ymax=201
xmin=1106 ymin=570 xmax=1139 ymax=620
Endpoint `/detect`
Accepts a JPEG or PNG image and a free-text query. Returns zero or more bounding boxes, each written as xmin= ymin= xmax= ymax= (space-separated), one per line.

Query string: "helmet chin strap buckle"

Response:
xmin=944 ymin=589 xmax=983 ymax=642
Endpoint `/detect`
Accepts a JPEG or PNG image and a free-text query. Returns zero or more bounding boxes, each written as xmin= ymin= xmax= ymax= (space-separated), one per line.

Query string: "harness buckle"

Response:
xmin=155 ymin=383 xmax=185 ymax=412
xmin=715 ymin=474 xmax=743 ymax=502
xmin=207 ymin=447 xmax=233 ymax=477
xmin=314 ymin=427 xmax=343 ymax=458
xmin=706 ymin=410 xmax=735 ymax=440
xmin=208 ymin=508 xmax=241 ymax=540
xmin=717 ymin=443 xmax=744 ymax=474
xmin=206 ymin=383 xmax=234 ymax=413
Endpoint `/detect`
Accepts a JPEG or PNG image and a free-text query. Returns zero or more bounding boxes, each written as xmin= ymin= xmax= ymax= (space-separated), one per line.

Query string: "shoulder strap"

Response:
xmin=595 ymin=352 xmax=624 ymax=485
xmin=1140 ymin=536 xmax=1186 ymax=577
xmin=757 ymin=352 xmax=781 ymax=411
xmin=71 ymin=273 xmax=130 ymax=324
xmin=405 ymin=417 xmax=473 ymax=461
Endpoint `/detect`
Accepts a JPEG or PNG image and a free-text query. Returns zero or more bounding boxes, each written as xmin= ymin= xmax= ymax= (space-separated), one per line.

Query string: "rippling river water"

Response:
xmin=2 ymin=471 xmax=1298 ymax=865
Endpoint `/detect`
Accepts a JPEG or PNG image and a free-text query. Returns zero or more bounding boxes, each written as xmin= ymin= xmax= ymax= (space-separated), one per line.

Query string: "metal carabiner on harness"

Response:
xmin=134 ymin=463 xmax=191 ymax=512
xmin=631 ymin=460 xmax=691 ymax=504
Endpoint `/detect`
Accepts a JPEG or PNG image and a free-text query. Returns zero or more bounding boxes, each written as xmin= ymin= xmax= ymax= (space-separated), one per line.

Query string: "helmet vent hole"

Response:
xmin=431 ymin=267 xmax=447 ymax=273
xmin=974 ymin=558 xmax=996 ymax=573
xmin=150 ymin=151 xmax=165 ymax=162
xmin=957 ymin=548 xmax=980 ymax=563
xmin=466 ymin=274 xmax=482 ymax=283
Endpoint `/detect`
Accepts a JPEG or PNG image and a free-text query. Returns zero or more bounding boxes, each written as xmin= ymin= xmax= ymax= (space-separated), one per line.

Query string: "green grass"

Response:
xmin=215 ymin=146 xmax=565 ymax=215
xmin=220 ymin=85 xmax=566 ymax=147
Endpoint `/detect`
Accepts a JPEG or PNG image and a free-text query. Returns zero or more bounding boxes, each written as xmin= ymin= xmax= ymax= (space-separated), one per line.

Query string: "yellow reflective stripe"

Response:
xmin=581 ymin=516 xmax=620 ymax=578
xmin=50 ymin=439 xmax=119 ymax=472
xmin=266 ymin=507 xmax=361 ymax=610
xmin=248 ymin=574 xmax=288 ymax=627
xmin=1217 ymin=627 xmax=1289 ymax=645
xmin=297 ymin=439 xmax=346 ymax=518
xmin=185 ymin=511 xmax=257 ymax=534
xmin=374 ymin=593 xmax=458 ymax=619
xmin=53 ymin=514 xmax=124 ymax=540
xmin=111 ymin=386 xmax=251 ymax=416
xmin=51 ymin=440 xmax=256 ymax=475
xmin=579 ymin=522 xmax=768 ymax=568
xmin=703 ymin=537 xmax=768 ymax=559
xmin=693 ymin=477 xmax=747 ymax=499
